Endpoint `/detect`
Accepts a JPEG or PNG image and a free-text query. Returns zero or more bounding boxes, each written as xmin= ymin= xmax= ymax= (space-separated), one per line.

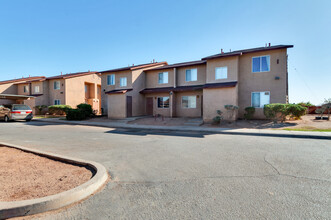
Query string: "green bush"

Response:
xmin=264 ymin=103 xmax=288 ymax=122
xmin=66 ymin=109 xmax=86 ymax=120
xmin=34 ymin=105 xmax=48 ymax=115
xmin=287 ymin=104 xmax=307 ymax=119
xmin=244 ymin=107 xmax=255 ymax=120
xmin=77 ymin=103 xmax=93 ymax=117
xmin=48 ymin=105 xmax=71 ymax=115
xmin=297 ymin=101 xmax=314 ymax=107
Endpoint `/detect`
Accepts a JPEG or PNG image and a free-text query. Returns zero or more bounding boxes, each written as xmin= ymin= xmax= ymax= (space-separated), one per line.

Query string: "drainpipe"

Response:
xmin=170 ymin=68 xmax=177 ymax=118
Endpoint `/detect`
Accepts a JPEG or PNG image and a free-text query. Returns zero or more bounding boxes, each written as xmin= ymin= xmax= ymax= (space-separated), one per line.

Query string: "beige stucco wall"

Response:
xmin=176 ymin=64 xmax=206 ymax=87
xmin=145 ymin=69 xmax=175 ymax=88
xmin=206 ymin=56 xmax=239 ymax=84
xmin=175 ymin=91 xmax=202 ymax=117
xmin=144 ymin=92 xmax=171 ymax=117
xmin=203 ymin=86 xmax=239 ymax=122
xmin=107 ymin=93 xmax=126 ymax=118
xmin=238 ymin=49 xmax=288 ymax=119
xmin=65 ymin=73 xmax=101 ymax=109
xmin=48 ymin=79 xmax=66 ymax=106
xmin=17 ymin=83 xmax=30 ymax=95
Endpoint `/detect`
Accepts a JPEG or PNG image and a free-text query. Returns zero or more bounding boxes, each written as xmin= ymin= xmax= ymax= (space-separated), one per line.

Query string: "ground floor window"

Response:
xmin=157 ymin=97 xmax=169 ymax=108
xmin=182 ymin=96 xmax=196 ymax=108
xmin=54 ymin=99 xmax=61 ymax=105
xmin=252 ymin=91 xmax=270 ymax=108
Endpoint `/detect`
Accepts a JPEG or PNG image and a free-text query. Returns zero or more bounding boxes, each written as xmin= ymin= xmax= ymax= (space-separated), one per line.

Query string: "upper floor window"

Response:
xmin=157 ymin=97 xmax=169 ymax=108
xmin=215 ymin=66 xmax=228 ymax=79
xmin=23 ymin=85 xmax=29 ymax=93
xmin=185 ymin=69 xmax=197 ymax=82
xmin=107 ymin=74 xmax=115 ymax=85
xmin=158 ymin=72 xmax=168 ymax=84
xmin=252 ymin=55 xmax=270 ymax=72
xmin=182 ymin=96 xmax=197 ymax=108
xmin=252 ymin=91 xmax=270 ymax=108
xmin=120 ymin=77 xmax=127 ymax=87
xmin=85 ymin=85 xmax=88 ymax=93
xmin=54 ymin=81 xmax=60 ymax=90
xmin=34 ymin=86 xmax=40 ymax=93
xmin=54 ymin=99 xmax=61 ymax=105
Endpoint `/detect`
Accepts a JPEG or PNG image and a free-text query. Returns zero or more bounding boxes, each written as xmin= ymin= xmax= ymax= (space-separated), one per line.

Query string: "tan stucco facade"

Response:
xmin=107 ymin=93 xmax=126 ymax=118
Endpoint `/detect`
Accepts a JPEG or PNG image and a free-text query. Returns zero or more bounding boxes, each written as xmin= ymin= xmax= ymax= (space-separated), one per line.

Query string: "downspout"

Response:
xmin=170 ymin=68 xmax=177 ymax=118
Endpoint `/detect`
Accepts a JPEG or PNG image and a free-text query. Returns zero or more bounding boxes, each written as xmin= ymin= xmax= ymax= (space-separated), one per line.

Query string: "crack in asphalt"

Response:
xmin=110 ymin=156 xmax=331 ymax=185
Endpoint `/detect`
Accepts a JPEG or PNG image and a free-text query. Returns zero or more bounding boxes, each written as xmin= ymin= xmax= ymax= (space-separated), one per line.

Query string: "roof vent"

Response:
xmin=221 ymin=49 xmax=224 ymax=54
xmin=269 ymin=43 xmax=271 ymax=47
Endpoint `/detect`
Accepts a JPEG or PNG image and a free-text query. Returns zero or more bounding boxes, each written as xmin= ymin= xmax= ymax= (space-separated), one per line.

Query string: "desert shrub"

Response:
xmin=297 ymin=101 xmax=314 ymax=107
xmin=48 ymin=105 xmax=71 ymax=115
xmin=224 ymin=105 xmax=239 ymax=120
xmin=66 ymin=109 xmax=86 ymax=120
xmin=34 ymin=105 xmax=48 ymax=115
xmin=287 ymin=104 xmax=307 ymax=119
xmin=212 ymin=110 xmax=224 ymax=124
xmin=77 ymin=103 xmax=93 ymax=118
xmin=264 ymin=103 xmax=288 ymax=123
xmin=244 ymin=107 xmax=255 ymax=120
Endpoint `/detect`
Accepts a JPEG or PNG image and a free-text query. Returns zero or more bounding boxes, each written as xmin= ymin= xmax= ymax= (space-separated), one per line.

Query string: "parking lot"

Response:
xmin=0 ymin=121 xmax=330 ymax=219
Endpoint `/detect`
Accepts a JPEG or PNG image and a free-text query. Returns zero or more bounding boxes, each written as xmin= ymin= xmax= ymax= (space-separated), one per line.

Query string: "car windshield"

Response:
xmin=13 ymin=105 xmax=31 ymax=110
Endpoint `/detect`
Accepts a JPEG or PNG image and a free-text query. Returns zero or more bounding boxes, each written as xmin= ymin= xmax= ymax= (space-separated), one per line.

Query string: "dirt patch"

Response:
xmin=0 ymin=146 xmax=93 ymax=202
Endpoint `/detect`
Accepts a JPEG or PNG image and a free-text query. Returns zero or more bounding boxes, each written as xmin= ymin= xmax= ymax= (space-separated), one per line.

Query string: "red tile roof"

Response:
xmin=0 ymin=76 xmax=46 ymax=85
xmin=202 ymin=45 xmax=293 ymax=60
xmin=105 ymin=88 xmax=133 ymax=94
xmin=98 ymin=62 xmax=168 ymax=73
xmin=46 ymin=71 xmax=98 ymax=80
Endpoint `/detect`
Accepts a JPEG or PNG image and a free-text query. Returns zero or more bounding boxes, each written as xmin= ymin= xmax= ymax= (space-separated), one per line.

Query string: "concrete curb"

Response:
xmin=0 ymin=142 xmax=109 ymax=219
xmin=33 ymin=119 xmax=331 ymax=140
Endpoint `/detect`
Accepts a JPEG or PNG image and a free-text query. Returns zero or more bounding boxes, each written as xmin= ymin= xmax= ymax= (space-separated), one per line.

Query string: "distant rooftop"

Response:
xmin=0 ymin=76 xmax=46 ymax=85
xmin=98 ymin=62 xmax=168 ymax=73
xmin=145 ymin=60 xmax=206 ymax=71
xmin=202 ymin=44 xmax=294 ymax=60
xmin=46 ymin=71 xmax=98 ymax=80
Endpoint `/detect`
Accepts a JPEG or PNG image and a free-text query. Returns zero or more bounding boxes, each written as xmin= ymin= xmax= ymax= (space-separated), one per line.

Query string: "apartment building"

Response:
xmin=100 ymin=62 xmax=168 ymax=118
xmin=101 ymin=44 xmax=293 ymax=121
xmin=0 ymin=71 xmax=101 ymax=114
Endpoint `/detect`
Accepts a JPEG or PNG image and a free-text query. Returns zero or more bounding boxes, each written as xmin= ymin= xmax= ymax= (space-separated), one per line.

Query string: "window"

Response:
xmin=107 ymin=74 xmax=115 ymax=85
xmin=185 ymin=69 xmax=197 ymax=82
xmin=158 ymin=72 xmax=168 ymax=84
xmin=252 ymin=56 xmax=270 ymax=72
xmin=23 ymin=85 xmax=29 ymax=93
xmin=157 ymin=97 xmax=169 ymax=108
xmin=182 ymin=96 xmax=197 ymax=108
xmin=120 ymin=77 xmax=127 ymax=87
xmin=85 ymin=85 xmax=88 ymax=93
xmin=34 ymin=86 xmax=40 ymax=93
xmin=54 ymin=81 xmax=60 ymax=90
xmin=54 ymin=99 xmax=61 ymax=105
xmin=252 ymin=92 xmax=270 ymax=108
xmin=215 ymin=67 xmax=228 ymax=79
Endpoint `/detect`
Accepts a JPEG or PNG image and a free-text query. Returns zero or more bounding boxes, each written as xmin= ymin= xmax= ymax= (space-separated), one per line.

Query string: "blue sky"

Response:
xmin=0 ymin=0 xmax=330 ymax=105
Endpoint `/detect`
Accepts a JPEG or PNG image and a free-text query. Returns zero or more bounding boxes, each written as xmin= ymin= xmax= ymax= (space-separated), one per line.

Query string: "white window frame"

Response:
xmin=54 ymin=99 xmax=61 ymax=105
xmin=158 ymin=72 xmax=168 ymax=84
xmin=215 ymin=66 xmax=228 ymax=80
xmin=157 ymin=97 xmax=170 ymax=109
xmin=185 ymin=68 xmax=198 ymax=82
xmin=54 ymin=81 xmax=60 ymax=90
xmin=252 ymin=55 xmax=271 ymax=73
xmin=23 ymin=85 xmax=29 ymax=93
xmin=107 ymin=74 xmax=115 ymax=85
xmin=181 ymin=96 xmax=197 ymax=109
xmin=34 ymin=85 xmax=40 ymax=93
xmin=251 ymin=91 xmax=270 ymax=108
xmin=120 ymin=77 xmax=127 ymax=87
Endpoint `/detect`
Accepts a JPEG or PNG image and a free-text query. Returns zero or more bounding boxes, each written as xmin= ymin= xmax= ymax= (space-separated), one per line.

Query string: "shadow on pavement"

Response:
xmin=105 ymin=128 xmax=331 ymax=140
xmin=105 ymin=128 xmax=212 ymax=138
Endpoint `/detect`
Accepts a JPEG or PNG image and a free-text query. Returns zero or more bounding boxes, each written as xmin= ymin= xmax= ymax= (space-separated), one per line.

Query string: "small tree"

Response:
xmin=322 ymin=98 xmax=331 ymax=120
xmin=224 ymin=105 xmax=239 ymax=120
xmin=213 ymin=110 xmax=224 ymax=124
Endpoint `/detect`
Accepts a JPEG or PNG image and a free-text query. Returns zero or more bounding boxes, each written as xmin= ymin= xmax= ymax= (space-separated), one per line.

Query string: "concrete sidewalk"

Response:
xmin=32 ymin=118 xmax=331 ymax=139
